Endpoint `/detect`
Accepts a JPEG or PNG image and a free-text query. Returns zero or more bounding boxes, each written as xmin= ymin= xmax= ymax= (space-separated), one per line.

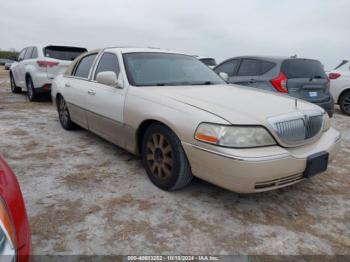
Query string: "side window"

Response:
xmin=74 ymin=54 xmax=97 ymax=79
xmin=214 ymin=59 xmax=239 ymax=76
xmin=18 ymin=49 xmax=26 ymax=61
xmin=31 ymin=47 xmax=38 ymax=59
xmin=94 ymin=53 xmax=120 ymax=80
xmin=24 ymin=47 xmax=33 ymax=60
xmin=237 ymin=59 xmax=275 ymax=76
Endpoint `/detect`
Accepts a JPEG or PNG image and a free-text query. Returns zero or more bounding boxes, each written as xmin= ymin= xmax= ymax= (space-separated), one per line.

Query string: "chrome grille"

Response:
xmin=268 ymin=110 xmax=324 ymax=146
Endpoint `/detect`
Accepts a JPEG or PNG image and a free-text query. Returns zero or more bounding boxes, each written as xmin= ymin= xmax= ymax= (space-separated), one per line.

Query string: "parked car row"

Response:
xmin=50 ymin=47 xmax=341 ymax=193
xmin=3 ymin=44 xmax=344 ymax=257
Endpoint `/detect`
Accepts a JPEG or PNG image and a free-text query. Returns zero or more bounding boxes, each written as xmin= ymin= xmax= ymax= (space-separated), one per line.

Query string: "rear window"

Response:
xmin=281 ymin=59 xmax=327 ymax=79
xmin=199 ymin=58 xmax=216 ymax=67
xmin=44 ymin=46 xmax=87 ymax=61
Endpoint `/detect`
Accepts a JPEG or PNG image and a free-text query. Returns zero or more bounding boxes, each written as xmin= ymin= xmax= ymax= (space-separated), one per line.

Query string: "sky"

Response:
xmin=0 ymin=0 xmax=349 ymax=69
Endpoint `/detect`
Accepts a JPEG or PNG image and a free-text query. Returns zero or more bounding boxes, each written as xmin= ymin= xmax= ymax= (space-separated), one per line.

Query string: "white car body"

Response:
xmin=10 ymin=45 xmax=87 ymax=100
xmin=328 ymin=60 xmax=350 ymax=115
xmin=51 ymin=47 xmax=340 ymax=193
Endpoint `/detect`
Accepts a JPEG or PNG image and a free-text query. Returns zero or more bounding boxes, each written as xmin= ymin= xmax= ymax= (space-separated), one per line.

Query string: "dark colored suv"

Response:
xmin=214 ymin=56 xmax=334 ymax=117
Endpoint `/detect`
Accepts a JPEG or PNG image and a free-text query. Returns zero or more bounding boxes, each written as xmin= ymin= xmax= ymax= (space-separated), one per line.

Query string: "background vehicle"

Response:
xmin=328 ymin=60 xmax=350 ymax=115
xmin=4 ymin=60 xmax=14 ymax=70
xmin=0 ymin=154 xmax=31 ymax=261
xmin=9 ymin=45 xmax=87 ymax=101
xmin=0 ymin=59 xmax=13 ymax=66
xmin=52 ymin=48 xmax=340 ymax=194
xmin=214 ymin=56 xmax=334 ymax=117
xmin=195 ymin=56 xmax=217 ymax=68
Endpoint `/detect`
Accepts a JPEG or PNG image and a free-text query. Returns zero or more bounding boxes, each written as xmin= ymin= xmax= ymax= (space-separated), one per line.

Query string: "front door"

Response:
xmin=85 ymin=52 xmax=126 ymax=147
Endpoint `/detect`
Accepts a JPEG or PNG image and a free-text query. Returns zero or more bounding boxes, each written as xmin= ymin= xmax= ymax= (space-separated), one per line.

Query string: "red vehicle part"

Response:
xmin=0 ymin=154 xmax=31 ymax=261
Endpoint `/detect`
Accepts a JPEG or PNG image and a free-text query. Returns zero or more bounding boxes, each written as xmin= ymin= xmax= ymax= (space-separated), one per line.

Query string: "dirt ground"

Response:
xmin=0 ymin=66 xmax=349 ymax=255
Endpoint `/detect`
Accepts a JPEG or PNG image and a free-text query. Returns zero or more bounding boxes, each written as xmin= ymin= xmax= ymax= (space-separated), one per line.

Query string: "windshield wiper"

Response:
xmin=190 ymin=81 xmax=215 ymax=85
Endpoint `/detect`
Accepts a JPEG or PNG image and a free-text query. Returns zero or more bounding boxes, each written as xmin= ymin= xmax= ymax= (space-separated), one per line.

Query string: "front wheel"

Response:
xmin=10 ymin=74 xmax=21 ymax=93
xmin=57 ymin=96 xmax=75 ymax=130
xmin=339 ymin=91 xmax=350 ymax=116
xmin=142 ymin=123 xmax=193 ymax=191
xmin=26 ymin=77 xmax=38 ymax=101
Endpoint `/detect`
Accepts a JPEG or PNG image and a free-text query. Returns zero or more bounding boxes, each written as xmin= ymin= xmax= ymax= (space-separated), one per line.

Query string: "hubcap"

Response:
xmin=146 ymin=133 xmax=173 ymax=179
xmin=59 ymin=99 xmax=69 ymax=126
xmin=342 ymin=94 xmax=350 ymax=114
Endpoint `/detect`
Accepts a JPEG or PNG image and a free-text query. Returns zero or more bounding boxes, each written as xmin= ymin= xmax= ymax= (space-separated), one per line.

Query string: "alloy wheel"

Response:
xmin=27 ymin=80 xmax=33 ymax=100
xmin=58 ymin=98 xmax=69 ymax=127
xmin=145 ymin=133 xmax=173 ymax=179
xmin=342 ymin=94 xmax=350 ymax=115
xmin=10 ymin=76 xmax=15 ymax=92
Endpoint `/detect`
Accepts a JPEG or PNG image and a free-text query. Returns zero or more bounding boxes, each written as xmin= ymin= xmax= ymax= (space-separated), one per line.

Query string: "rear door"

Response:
xmin=64 ymin=53 xmax=98 ymax=128
xmin=43 ymin=46 xmax=87 ymax=80
xmin=282 ymin=59 xmax=330 ymax=103
xmin=233 ymin=58 xmax=275 ymax=89
xmin=85 ymin=52 xmax=126 ymax=147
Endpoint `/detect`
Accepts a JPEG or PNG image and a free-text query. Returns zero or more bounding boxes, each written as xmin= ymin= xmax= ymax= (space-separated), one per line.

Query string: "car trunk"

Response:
xmin=43 ymin=45 xmax=87 ymax=79
xmin=282 ymin=59 xmax=330 ymax=103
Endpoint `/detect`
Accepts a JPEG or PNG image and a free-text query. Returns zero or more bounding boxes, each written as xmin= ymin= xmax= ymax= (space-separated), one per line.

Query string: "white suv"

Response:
xmin=10 ymin=45 xmax=87 ymax=101
xmin=328 ymin=59 xmax=350 ymax=115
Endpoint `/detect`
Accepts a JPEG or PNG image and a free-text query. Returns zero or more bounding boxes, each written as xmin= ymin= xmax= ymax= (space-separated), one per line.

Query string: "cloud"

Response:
xmin=1 ymin=0 xmax=349 ymax=69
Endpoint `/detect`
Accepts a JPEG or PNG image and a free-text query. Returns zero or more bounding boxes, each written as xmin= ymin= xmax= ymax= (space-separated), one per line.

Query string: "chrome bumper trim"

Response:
xmin=183 ymin=142 xmax=291 ymax=162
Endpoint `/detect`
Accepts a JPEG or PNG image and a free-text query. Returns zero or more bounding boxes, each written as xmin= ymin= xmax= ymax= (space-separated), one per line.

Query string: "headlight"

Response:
xmin=323 ymin=113 xmax=331 ymax=132
xmin=194 ymin=123 xmax=276 ymax=148
xmin=0 ymin=198 xmax=16 ymax=258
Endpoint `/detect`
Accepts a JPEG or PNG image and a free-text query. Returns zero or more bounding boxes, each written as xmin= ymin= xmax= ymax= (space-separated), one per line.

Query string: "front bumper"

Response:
xmin=182 ymin=127 xmax=341 ymax=193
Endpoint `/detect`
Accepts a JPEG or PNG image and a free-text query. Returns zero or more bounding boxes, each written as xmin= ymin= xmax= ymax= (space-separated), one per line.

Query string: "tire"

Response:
xmin=339 ymin=91 xmax=350 ymax=116
xmin=142 ymin=123 xmax=193 ymax=191
xmin=10 ymin=73 xmax=22 ymax=93
xmin=26 ymin=76 xmax=38 ymax=101
xmin=57 ymin=95 xmax=75 ymax=130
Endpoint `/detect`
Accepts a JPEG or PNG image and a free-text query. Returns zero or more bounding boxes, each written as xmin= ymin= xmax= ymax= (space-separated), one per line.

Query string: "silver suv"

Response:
xmin=214 ymin=56 xmax=334 ymax=117
xmin=10 ymin=45 xmax=87 ymax=101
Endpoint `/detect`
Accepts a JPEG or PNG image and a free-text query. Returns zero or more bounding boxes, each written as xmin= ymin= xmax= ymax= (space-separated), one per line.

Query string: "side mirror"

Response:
xmin=219 ymin=72 xmax=229 ymax=81
xmin=96 ymin=71 xmax=122 ymax=88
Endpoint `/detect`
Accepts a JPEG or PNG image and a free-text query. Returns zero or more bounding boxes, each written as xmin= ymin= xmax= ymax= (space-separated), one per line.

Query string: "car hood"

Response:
xmin=149 ymin=84 xmax=320 ymax=125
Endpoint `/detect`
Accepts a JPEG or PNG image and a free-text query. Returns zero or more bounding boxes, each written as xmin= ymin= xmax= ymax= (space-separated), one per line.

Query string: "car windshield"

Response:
xmin=123 ymin=52 xmax=225 ymax=86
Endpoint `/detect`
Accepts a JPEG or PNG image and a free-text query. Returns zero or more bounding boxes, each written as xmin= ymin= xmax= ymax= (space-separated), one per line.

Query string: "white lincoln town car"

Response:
xmin=51 ymin=47 xmax=341 ymax=193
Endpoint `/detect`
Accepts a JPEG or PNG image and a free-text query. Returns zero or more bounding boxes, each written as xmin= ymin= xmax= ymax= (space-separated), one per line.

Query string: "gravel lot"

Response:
xmin=0 ymin=67 xmax=349 ymax=255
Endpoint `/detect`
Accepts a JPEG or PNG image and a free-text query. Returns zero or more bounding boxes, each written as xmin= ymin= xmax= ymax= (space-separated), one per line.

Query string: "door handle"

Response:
xmin=88 ymin=90 xmax=96 ymax=95
xmin=249 ymin=79 xmax=257 ymax=84
xmin=65 ymin=83 xmax=71 ymax=87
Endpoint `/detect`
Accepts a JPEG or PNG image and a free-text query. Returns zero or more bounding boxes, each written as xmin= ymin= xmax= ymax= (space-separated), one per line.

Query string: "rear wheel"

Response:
xmin=57 ymin=96 xmax=75 ymax=130
xmin=26 ymin=76 xmax=38 ymax=101
xmin=142 ymin=123 xmax=193 ymax=191
xmin=10 ymin=73 xmax=21 ymax=93
xmin=339 ymin=91 xmax=350 ymax=116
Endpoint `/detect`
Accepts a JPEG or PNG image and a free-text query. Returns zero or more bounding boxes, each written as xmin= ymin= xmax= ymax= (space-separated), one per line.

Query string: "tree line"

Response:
xmin=0 ymin=51 xmax=19 ymax=60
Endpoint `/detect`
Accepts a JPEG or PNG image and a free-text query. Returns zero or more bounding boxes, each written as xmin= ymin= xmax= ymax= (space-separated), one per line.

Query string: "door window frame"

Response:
xmin=92 ymin=52 xmax=121 ymax=81
xmin=71 ymin=53 xmax=99 ymax=80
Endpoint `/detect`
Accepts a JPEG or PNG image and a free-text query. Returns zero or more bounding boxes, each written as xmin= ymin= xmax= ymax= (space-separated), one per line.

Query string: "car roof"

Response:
xmin=216 ymin=56 xmax=321 ymax=68
xmin=104 ymin=47 xmax=189 ymax=55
